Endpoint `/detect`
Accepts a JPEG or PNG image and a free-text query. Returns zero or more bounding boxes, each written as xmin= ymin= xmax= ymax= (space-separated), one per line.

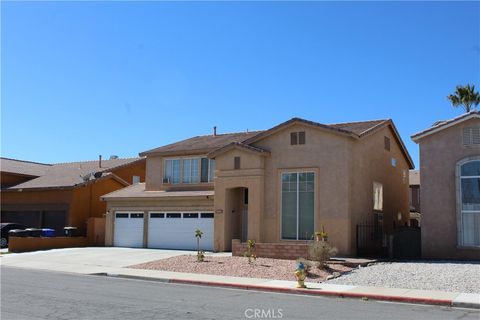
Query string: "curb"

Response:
xmin=168 ymin=279 xmax=453 ymax=307
xmin=94 ymin=273 xmax=473 ymax=308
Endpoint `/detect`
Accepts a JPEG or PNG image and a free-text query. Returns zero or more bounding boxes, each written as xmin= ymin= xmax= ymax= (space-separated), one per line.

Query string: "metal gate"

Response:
xmin=356 ymin=224 xmax=386 ymax=257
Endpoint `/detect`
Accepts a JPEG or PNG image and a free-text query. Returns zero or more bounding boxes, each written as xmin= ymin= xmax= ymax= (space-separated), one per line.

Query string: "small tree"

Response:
xmin=244 ymin=239 xmax=257 ymax=264
xmin=195 ymin=229 xmax=204 ymax=262
xmin=447 ymin=84 xmax=480 ymax=113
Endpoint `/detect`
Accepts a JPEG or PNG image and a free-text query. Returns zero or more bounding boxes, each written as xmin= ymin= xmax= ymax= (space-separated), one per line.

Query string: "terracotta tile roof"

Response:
xmin=0 ymin=157 xmax=51 ymax=177
xmin=5 ymin=158 xmax=144 ymax=190
xmin=101 ymin=183 xmax=214 ymax=199
xmin=140 ymin=131 xmax=263 ymax=156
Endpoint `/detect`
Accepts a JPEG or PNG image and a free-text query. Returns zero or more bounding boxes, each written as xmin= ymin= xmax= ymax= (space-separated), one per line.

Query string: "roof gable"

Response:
xmin=411 ymin=111 xmax=480 ymax=142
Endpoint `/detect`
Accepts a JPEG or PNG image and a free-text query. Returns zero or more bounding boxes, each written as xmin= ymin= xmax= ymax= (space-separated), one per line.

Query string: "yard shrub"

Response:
xmin=295 ymin=258 xmax=314 ymax=273
xmin=244 ymin=239 xmax=257 ymax=264
xmin=195 ymin=228 xmax=205 ymax=262
xmin=307 ymin=240 xmax=337 ymax=269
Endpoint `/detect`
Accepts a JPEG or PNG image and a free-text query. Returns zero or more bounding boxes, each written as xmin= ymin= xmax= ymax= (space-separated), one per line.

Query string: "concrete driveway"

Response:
xmin=0 ymin=247 xmax=230 ymax=275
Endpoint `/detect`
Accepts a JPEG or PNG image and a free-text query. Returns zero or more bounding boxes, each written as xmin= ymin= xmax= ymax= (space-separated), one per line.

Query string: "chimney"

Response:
xmin=99 ymin=155 xmax=102 ymax=168
xmin=213 ymin=126 xmax=217 ymax=136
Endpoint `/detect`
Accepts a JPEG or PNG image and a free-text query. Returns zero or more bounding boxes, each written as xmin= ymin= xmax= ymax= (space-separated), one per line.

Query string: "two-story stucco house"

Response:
xmin=412 ymin=111 xmax=480 ymax=260
xmin=102 ymin=117 xmax=413 ymax=257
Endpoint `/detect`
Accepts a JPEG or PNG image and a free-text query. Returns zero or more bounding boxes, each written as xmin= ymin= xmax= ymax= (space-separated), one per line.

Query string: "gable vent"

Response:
xmin=463 ymin=127 xmax=480 ymax=145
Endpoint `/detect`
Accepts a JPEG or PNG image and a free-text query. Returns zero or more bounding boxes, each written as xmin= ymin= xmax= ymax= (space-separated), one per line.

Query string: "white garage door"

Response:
xmin=147 ymin=212 xmax=214 ymax=251
xmin=114 ymin=212 xmax=144 ymax=248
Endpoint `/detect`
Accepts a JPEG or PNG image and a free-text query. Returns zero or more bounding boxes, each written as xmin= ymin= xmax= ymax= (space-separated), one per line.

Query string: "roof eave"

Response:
xmin=139 ymin=149 xmax=213 ymax=157
xmin=411 ymin=112 xmax=480 ymax=143
xmin=101 ymin=194 xmax=215 ymax=201
xmin=207 ymin=142 xmax=270 ymax=159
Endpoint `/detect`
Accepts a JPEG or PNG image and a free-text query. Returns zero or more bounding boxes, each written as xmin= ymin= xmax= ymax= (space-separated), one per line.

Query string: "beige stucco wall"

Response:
xmin=252 ymin=124 xmax=353 ymax=254
xmin=418 ymin=118 xmax=480 ymax=260
xmin=211 ymin=123 xmax=411 ymax=256
xmin=350 ymin=126 xmax=411 ymax=251
xmin=214 ymin=148 xmax=265 ymax=251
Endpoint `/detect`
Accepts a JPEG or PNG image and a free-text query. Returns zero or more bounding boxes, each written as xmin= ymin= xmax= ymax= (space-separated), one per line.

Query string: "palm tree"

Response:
xmin=447 ymin=84 xmax=480 ymax=113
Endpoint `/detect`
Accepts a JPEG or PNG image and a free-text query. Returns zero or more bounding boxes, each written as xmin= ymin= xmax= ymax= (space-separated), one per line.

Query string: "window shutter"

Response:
xmin=299 ymin=131 xmax=306 ymax=145
xmin=290 ymin=132 xmax=298 ymax=145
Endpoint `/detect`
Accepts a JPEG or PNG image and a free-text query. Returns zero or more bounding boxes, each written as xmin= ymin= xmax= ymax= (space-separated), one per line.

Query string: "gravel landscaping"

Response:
xmin=130 ymin=255 xmax=352 ymax=282
xmin=327 ymin=261 xmax=480 ymax=293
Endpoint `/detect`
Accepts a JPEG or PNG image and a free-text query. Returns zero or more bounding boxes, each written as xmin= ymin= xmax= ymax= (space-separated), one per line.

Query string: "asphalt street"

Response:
xmin=1 ymin=266 xmax=478 ymax=320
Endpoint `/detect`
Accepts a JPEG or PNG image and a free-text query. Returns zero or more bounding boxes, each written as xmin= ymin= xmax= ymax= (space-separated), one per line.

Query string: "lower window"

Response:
xmin=281 ymin=172 xmax=315 ymax=240
xmin=459 ymin=160 xmax=480 ymax=246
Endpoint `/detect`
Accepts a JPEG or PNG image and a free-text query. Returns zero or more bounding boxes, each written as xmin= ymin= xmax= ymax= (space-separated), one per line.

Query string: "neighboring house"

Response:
xmin=412 ymin=111 xmax=480 ymax=260
xmin=409 ymin=170 xmax=421 ymax=227
xmin=102 ymin=117 xmax=414 ymax=257
xmin=1 ymin=158 xmax=51 ymax=189
xmin=1 ymin=157 xmax=146 ymax=241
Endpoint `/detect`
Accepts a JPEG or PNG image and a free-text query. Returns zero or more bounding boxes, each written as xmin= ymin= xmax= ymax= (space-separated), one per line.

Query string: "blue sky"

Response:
xmin=2 ymin=1 xmax=479 ymax=167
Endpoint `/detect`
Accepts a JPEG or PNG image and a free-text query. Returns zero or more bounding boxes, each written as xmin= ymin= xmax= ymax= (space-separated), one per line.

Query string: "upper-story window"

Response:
xmin=164 ymin=157 xmax=215 ymax=184
xmin=290 ymin=131 xmax=306 ymax=145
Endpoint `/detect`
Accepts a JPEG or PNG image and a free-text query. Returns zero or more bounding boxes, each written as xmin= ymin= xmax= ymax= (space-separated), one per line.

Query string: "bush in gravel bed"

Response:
xmin=308 ymin=240 xmax=338 ymax=269
xmin=296 ymin=258 xmax=316 ymax=274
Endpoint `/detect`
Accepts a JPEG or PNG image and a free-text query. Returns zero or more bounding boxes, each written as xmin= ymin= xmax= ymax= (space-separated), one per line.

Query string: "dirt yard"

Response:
xmin=130 ymin=255 xmax=352 ymax=282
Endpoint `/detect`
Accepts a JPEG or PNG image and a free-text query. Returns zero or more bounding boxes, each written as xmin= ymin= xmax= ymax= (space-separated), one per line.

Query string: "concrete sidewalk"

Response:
xmin=88 ymin=267 xmax=479 ymax=309
xmin=1 ymin=248 xmax=478 ymax=309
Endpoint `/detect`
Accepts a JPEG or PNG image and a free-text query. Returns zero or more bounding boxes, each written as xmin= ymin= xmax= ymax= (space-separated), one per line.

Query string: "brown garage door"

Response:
xmin=1 ymin=211 xmax=67 ymax=235
xmin=1 ymin=211 xmax=42 ymax=228
xmin=42 ymin=211 xmax=67 ymax=236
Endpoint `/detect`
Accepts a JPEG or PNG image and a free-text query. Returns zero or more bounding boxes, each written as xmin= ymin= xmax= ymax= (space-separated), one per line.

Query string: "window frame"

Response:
xmin=290 ymin=132 xmax=298 ymax=145
xmin=279 ymin=169 xmax=317 ymax=241
xmin=373 ymin=182 xmax=383 ymax=212
xmin=298 ymin=131 xmax=306 ymax=145
xmin=163 ymin=156 xmax=215 ymax=185
xmin=456 ymin=157 xmax=480 ymax=248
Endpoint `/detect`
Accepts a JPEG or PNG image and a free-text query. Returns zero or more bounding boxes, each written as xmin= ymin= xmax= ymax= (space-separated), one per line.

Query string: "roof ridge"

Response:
xmin=193 ymin=129 xmax=265 ymax=138
xmin=328 ymin=118 xmax=390 ymax=126
xmin=0 ymin=157 xmax=52 ymax=166
xmin=52 ymin=157 xmax=141 ymax=165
